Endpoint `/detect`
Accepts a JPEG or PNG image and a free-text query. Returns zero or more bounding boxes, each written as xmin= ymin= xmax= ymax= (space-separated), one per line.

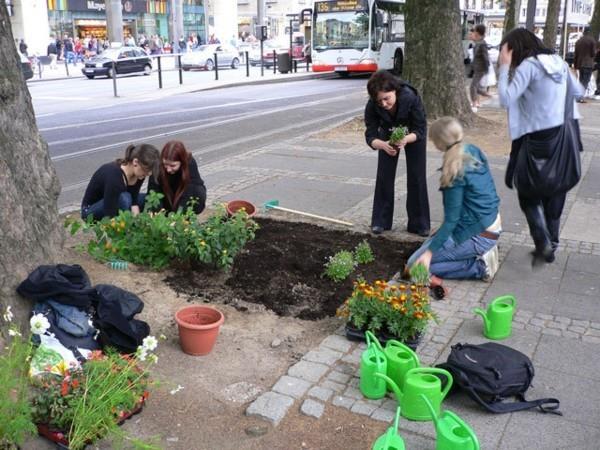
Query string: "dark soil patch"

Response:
xmin=165 ymin=218 xmax=420 ymax=320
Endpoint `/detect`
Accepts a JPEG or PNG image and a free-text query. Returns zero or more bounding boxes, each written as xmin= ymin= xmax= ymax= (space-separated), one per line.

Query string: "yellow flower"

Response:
xmin=222 ymin=250 xmax=227 ymax=254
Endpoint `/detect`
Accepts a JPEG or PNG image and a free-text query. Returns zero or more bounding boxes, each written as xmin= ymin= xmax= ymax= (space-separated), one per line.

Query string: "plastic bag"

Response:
xmin=480 ymin=63 xmax=496 ymax=88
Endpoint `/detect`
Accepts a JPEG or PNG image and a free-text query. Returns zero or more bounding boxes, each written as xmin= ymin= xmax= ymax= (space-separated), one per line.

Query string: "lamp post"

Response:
xmin=5 ymin=0 xmax=14 ymax=17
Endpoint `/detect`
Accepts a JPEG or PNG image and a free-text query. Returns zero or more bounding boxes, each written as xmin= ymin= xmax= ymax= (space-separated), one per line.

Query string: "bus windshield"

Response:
xmin=313 ymin=10 xmax=369 ymax=50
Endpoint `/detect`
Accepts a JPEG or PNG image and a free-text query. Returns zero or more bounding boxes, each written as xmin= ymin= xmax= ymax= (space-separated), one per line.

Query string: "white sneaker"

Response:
xmin=481 ymin=245 xmax=499 ymax=281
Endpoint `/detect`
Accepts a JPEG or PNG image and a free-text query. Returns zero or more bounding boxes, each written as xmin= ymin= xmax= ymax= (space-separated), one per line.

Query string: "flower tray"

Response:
xmin=36 ymin=397 xmax=146 ymax=447
xmin=345 ymin=323 xmax=421 ymax=351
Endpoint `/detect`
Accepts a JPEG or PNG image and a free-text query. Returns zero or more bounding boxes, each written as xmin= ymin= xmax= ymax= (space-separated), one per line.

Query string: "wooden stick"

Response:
xmin=267 ymin=205 xmax=354 ymax=226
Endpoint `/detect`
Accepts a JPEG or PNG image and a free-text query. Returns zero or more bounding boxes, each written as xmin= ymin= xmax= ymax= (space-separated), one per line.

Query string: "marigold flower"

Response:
xmin=413 ymin=311 xmax=425 ymax=320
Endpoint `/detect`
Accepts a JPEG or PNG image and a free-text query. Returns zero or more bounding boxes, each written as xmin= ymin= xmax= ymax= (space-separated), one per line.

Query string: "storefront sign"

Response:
xmin=67 ymin=0 xmax=147 ymax=13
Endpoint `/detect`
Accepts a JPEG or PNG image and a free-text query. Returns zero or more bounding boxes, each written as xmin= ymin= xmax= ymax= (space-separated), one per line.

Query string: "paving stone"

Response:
xmin=581 ymin=335 xmax=600 ymax=344
xmin=541 ymin=328 xmax=562 ymax=336
xmin=525 ymin=324 xmax=542 ymax=333
xmin=351 ymin=400 xmax=379 ymax=416
xmin=327 ymin=371 xmax=350 ymax=384
xmin=320 ymin=380 xmax=346 ymax=393
xmin=300 ymin=399 xmax=325 ymax=419
xmin=307 ymin=386 xmax=333 ymax=402
xmin=585 ymin=328 xmax=600 ymax=337
xmin=272 ymin=376 xmax=312 ymax=399
xmin=547 ymin=321 xmax=568 ymax=330
xmin=303 ymin=348 xmax=343 ymax=366
xmin=512 ymin=322 xmax=525 ymax=330
xmin=529 ymin=318 xmax=547 ymax=327
xmin=332 ymin=395 xmax=355 ymax=410
xmin=562 ymin=330 xmax=580 ymax=339
xmin=431 ymin=334 xmax=449 ymax=344
xmin=535 ymin=313 xmax=554 ymax=321
xmin=333 ymin=361 xmax=357 ymax=375
xmin=343 ymin=386 xmax=363 ymax=400
xmin=288 ymin=360 xmax=329 ymax=383
xmin=513 ymin=315 xmax=528 ymax=324
xmin=371 ymin=407 xmax=396 ymax=422
xmin=555 ymin=316 xmax=572 ymax=325
xmin=319 ymin=335 xmax=353 ymax=353
xmin=348 ymin=377 xmax=360 ymax=388
xmin=590 ymin=322 xmax=600 ymax=330
xmin=568 ymin=326 xmax=587 ymax=334
xmin=381 ymin=399 xmax=398 ymax=411
xmin=341 ymin=352 xmax=361 ymax=364
xmin=246 ymin=391 xmax=295 ymax=426
xmin=572 ymin=319 xmax=590 ymax=328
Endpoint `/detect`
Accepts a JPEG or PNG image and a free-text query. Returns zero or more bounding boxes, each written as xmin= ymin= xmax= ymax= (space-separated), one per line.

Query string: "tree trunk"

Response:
xmin=525 ymin=0 xmax=537 ymax=31
xmin=0 ymin=4 xmax=63 ymax=330
xmin=503 ymin=0 xmax=522 ymax=35
xmin=591 ymin=0 xmax=600 ymax=42
xmin=543 ymin=0 xmax=561 ymax=50
xmin=404 ymin=0 xmax=472 ymax=121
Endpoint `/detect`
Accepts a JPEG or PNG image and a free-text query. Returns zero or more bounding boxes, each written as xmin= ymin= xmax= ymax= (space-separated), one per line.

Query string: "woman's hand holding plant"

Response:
xmin=372 ymin=139 xmax=398 ymax=157
xmin=414 ymin=249 xmax=433 ymax=271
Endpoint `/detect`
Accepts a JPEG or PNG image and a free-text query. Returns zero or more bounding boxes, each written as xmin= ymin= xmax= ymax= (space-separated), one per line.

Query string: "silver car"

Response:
xmin=180 ymin=44 xmax=240 ymax=71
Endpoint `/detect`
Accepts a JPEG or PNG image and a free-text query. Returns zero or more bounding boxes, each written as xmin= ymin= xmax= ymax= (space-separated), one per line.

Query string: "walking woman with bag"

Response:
xmin=498 ymin=29 xmax=583 ymax=266
xmin=365 ymin=70 xmax=430 ymax=236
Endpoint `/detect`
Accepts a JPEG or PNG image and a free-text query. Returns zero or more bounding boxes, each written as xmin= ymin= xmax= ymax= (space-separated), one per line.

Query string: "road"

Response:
xmin=31 ymin=75 xmax=369 ymax=210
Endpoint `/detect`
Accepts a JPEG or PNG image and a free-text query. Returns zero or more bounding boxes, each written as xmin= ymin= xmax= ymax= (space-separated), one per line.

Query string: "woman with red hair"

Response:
xmin=148 ymin=141 xmax=206 ymax=214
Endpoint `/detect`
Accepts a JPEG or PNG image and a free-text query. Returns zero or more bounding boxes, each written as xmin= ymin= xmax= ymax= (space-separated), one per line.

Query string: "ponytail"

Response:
xmin=116 ymin=143 xmax=160 ymax=180
xmin=429 ymin=117 xmax=473 ymax=188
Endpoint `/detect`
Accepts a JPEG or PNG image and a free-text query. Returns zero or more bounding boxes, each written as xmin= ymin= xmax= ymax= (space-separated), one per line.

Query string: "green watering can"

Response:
xmin=372 ymin=406 xmax=406 ymax=450
xmin=473 ymin=295 xmax=517 ymax=340
xmin=360 ymin=331 xmax=388 ymax=399
xmin=420 ymin=394 xmax=480 ymax=450
xmin=384 ymin=339 xmax=419 ymax=391
xmin=375 ymin=368 xmax=453 ymax=421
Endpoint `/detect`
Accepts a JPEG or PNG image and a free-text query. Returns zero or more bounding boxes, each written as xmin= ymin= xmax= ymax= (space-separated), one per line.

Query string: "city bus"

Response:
xmin=311 ymin=0 xmax=405 ymax=76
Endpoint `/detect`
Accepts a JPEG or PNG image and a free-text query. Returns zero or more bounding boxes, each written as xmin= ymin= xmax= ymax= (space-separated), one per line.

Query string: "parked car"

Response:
xmin=180 ymin=44 xmax=240 ymax=71
xmin=249 ymin=40 xmax=289 ymax=68
xmin=19 ymin=51 xmax=33 ymax=80
xmin=82 ymin=47 xmax=152 ymax=79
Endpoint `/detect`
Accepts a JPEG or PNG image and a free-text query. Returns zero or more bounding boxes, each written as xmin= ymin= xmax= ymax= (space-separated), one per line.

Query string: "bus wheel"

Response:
xmin=338 ymin=71 xmax=349 ymax=78
xmin=393 ymin=49 xmax=403 ymax=75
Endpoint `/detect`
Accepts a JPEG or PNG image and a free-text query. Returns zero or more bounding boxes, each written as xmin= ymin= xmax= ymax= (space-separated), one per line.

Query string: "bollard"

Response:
xmin=178 ymin=54 xmax=183 ymax=85
xmin=245 ymin=51 xmax=250 ymax=77
xmin=112 ymin=61 xmax=118 ymax=97
xmin=293 ymin=59 xmax=297 ymax=73
xmin=273 ymin=52 xmax=276 ymax=74
xmin=64 ymin=58 xmax=69 ymax=77
xmin=157 ymin=56 xmax=163 ymax=89
xmin=260 ymin=40 xmax=264 ymax=77
xmin=214 ymin=52 xmax=219 ymax=80
xmin=307 ymin=59 xmax=310 ymax=72
xmin=38 ymin=60 xmax=42 ymax=79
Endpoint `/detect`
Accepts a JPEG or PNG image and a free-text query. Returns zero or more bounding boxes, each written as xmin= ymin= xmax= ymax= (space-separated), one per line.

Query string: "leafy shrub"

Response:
xmin=353 ymin=240 xmax=375 ymax=264
xmin=323 ymin=250 xmax=357 ymax=282
xmin=389 ymin=126 xmax=409 ymax=145
xmin=66 ymin=192 xmax=258 ymax=270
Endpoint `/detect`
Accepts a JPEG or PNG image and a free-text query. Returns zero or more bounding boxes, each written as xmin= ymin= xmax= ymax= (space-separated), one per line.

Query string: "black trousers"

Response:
xmin=371 ymin=141 xmax=430 ymax=232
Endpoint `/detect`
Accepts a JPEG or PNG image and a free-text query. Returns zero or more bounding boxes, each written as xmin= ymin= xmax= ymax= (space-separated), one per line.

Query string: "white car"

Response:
xmin=180 ymin=44 xmax=240 ymax=71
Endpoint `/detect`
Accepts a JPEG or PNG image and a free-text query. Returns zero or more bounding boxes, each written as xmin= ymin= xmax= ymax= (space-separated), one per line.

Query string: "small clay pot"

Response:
xmin=175 ymin=305 xmax=224 ymax=356
xmin=226 ymin=200 xmax=256 ymax=217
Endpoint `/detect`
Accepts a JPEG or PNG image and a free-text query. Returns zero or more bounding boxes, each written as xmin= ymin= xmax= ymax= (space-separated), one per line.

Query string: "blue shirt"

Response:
xmin=428 ymin=144 xmax=500 ymax=252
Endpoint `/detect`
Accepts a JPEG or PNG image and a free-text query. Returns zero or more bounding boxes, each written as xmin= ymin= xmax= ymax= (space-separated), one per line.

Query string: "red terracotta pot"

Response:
xmin=226 ymin=200 xmax=256 ymax=217
xmin=175 ymin=305 xmax=224 ymax=356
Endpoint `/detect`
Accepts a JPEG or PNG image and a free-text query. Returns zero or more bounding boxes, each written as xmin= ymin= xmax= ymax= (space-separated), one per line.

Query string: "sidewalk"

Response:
xmin=194 ymin=98 xmax=600 ymax=448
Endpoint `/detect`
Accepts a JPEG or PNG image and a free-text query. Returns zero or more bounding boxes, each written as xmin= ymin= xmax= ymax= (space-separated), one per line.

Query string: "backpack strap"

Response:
xmin=462 ymin=382 xmax=562 ymax=415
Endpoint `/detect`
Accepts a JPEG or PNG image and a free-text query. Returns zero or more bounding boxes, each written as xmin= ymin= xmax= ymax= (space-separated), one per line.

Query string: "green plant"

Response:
xmin=65 ymin=193 xmax=258 ymax=270
xmin=353 ymin=240 xmax=375 ymax=264
xmin=31 ymin=338 xmax=160 ymax=450
xmin=409 ymin=262 xmax=430 ymax=286
xmin=0 ymin=306 xmax=36 ymax=448
xmin=323 ymin=250 xmax=357 ymax=282
xmin=389 ymin=126 xmax=409 ymax=145
xmin=337 ymin=279 xmax=436 ymax=341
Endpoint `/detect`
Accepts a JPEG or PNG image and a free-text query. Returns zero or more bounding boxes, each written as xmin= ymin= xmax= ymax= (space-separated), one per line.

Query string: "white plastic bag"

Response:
xmin=480 ymin=63 xmax=497 ymax=88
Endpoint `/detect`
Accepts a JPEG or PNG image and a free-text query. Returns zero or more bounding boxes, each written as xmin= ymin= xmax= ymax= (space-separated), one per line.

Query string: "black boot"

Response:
xmin=521 ymin=203 xmax=554 ymax=266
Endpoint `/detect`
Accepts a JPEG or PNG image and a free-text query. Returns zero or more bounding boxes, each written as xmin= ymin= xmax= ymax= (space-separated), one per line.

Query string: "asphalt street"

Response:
xmin=30 ymin=76 xmax=368 ymax=210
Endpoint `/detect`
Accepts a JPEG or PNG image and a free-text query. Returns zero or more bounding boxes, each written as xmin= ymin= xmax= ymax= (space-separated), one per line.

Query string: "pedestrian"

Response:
xmin=498 ymin=28 xmax=583 ymax=266
xmin=469 ymin=24 xmax=490 ymax=111
xmin=147 ymin=141 xmax=207 ymax=214
xmin=407 ymin=117 xmax=501 ymax=282
xmin=64 ymin=36 xmax=75 ymax=65
xmin=19 ymin=38 xmax=28 ymax=56
xmin=364 ymin=70 xmax=430 ymax=236
xmin=81 ymin=144 xmax=160 ymax=220
xmin=47 ymin=37 xmax=58 ymax=69
xmin=74 ymin=38 xmax=84 ymax=64
xmin=574 ymin=26 xmax=596 ymax=102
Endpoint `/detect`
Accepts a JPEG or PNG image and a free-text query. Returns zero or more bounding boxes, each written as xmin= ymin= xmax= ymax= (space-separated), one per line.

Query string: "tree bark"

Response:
xmin=543 ymin=0 xmax=561 ymax=50
xmin=0 ymin=4 xmax=63 ymax=329
xmin=525 ymin=0 xmax=537 ymax=31
xmin=591 ymin=0 xmax=600 ymax=42
xmin=404 ymin=0 xmax=472 ymax=121
xmin=503 ymin=0 xmax=522 ymax=35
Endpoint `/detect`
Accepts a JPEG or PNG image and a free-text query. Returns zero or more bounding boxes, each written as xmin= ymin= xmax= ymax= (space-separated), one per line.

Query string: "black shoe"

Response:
xmin=407 ymin=228 xmax=430 ymax=237
xmin=372 ymin=226 xmax=384 ymax=235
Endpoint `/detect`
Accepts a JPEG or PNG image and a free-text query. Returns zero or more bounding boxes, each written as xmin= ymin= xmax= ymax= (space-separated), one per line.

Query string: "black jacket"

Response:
xmin=364 ymin=84 xmax=427 ymax=148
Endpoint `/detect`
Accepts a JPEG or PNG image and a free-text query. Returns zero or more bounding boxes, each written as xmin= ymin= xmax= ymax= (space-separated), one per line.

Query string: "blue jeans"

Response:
xmin=407 ymin=234 xmax=498 ymax=280
xmin=81 ymin=192 xmax=133 ymax=220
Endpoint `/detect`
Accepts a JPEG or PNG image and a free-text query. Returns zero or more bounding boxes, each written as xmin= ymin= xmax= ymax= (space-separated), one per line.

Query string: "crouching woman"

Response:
xmin=407 ymin=117 xmax=502 ymax=281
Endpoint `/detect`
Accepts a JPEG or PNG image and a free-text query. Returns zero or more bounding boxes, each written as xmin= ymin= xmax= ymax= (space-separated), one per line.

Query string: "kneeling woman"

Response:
xmin=148 ymin=140 xmax=207 ymax=214
xmin=408 ymin=117 xmax=502 ymax=280
xmin=81 ymin=143 xmax=160 ymax=220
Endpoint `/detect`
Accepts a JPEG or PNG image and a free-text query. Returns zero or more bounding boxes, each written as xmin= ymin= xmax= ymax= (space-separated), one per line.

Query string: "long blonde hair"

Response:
xmin=429 ymin=117 xmax=472 ymax=188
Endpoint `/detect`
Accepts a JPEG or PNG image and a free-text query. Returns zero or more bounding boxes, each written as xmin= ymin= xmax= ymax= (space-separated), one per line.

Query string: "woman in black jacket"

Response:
xmin=365 ymin=70 xmax=430 ymax=236
xmin=148 ymin=140 xmax=206 ymax=214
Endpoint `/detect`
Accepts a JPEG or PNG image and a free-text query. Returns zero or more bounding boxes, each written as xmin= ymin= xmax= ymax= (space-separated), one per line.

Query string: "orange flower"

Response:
xmin=60 ymin=379 xmax=69 ymax=396
xmin=71 ymin=379 xmax=80 ymax=389
xmin=413 ymin=311 xmax=425 ymax=320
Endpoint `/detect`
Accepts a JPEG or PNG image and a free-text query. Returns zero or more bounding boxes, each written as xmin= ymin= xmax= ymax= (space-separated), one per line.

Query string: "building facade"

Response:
xmin=8 ymin=0 xmax=206 ymax=55
xmin=236 ymin=0 xmax=309 ymax=38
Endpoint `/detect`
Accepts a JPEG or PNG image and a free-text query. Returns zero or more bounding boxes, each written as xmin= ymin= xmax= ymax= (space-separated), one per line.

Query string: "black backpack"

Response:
xmin=437 ymin=342 xmax=561 ymax=415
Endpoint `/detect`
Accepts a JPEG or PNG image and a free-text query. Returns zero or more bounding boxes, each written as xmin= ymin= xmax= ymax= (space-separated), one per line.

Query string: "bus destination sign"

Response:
xmin=315 ymin=0 xmax=367 ymax=13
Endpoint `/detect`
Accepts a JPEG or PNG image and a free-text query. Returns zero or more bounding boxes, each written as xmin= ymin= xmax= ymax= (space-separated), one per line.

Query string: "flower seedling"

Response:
xmin=324 ymin=250 xmax=357 ymax=283
xmin=354 ymin=240 xmax=375 ymax=264
xmin=389 ymin=126 xmax=409 ymax=145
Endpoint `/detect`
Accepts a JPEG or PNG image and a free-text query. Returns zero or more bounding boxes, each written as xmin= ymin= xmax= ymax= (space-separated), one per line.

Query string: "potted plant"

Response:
xmin=337 ymin=268 xmax=436 ymax=350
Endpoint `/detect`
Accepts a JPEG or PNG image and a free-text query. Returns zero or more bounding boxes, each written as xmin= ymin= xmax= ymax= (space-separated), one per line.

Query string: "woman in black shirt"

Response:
xmin=365 ymin=70 xmax=430 ymax=236
xmin=81 ymin=143 xmax=160 ymax=220
xmin=148 ymin=140 xmax=206 ymax=214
